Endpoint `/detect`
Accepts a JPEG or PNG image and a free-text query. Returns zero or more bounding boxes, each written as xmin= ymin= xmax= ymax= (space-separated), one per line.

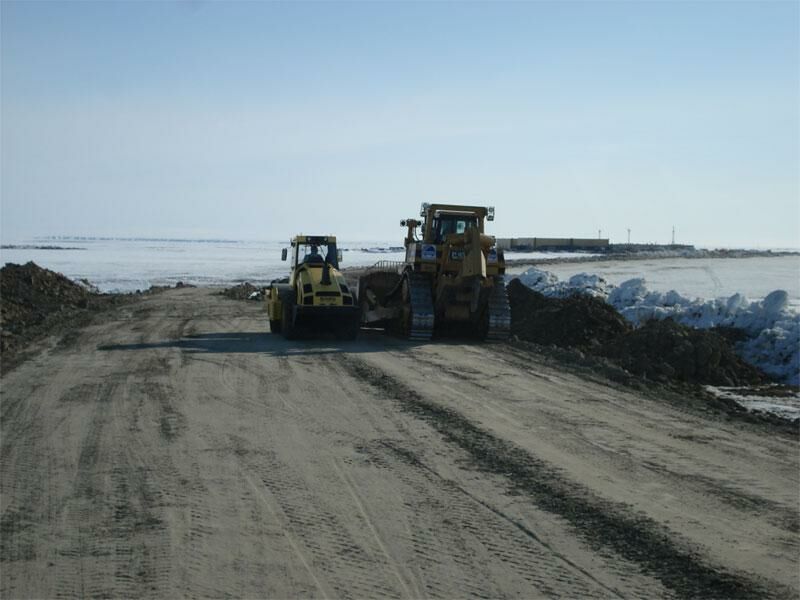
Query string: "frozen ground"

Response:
xmin=3 ymin=239 xmax=796 ymax=304
xmin=0 ymin=239 xmax=408 ymax=292
xmin=0 ymin=238 xmax=591 ymax=293
xmin=706 ymin=387 xmax=800 ymax=423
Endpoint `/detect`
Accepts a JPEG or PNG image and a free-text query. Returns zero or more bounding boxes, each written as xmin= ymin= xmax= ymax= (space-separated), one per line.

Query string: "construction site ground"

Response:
xmin=1 ymin=287 xmax=798 ymax=599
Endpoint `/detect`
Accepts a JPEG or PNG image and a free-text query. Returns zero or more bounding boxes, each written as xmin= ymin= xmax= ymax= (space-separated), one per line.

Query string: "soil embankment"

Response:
xmin=506 ymin=278 xmax=766 ymax=388
xmin=506 ymin=278 xmax=630 ymax=348
xmin=0 ymin=262 xmax=193 ymax=372
xmin=0 ymin=262 xmax=131 ymax=370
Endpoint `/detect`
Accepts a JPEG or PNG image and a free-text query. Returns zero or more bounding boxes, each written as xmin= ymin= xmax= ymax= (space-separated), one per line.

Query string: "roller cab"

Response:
xmin=267 ymin=235 xmax=360 ymax=340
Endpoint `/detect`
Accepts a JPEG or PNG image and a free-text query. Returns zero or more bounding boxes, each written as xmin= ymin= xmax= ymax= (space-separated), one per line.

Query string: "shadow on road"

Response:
xmin=98 ymin=330 xmax=411 ymax=356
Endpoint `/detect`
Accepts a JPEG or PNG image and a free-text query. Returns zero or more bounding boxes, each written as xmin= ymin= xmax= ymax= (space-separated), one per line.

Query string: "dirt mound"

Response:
xmin=600 ymin=319 xmax=764 ymax=386
xmin=1 ymin=262 xmax=126 ymax=366
xmin=507 ymin=278 xmax=630 ymax=349
xmin=220 ymin=282 xmax=262 ymax=300
xmin=507 ymin=278 xmax=765 ymax=387
xmin=2 ymin=262 xmax=92 ymax=331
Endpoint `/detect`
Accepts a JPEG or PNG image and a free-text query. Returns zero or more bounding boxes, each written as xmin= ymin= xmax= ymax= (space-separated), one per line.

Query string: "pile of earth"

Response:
xmin=1 ymin=262 xmax=128 ymax=364
xmin=599 ymin=319 xmax=763 ymax=386
xmin=506 ymin=278 xmax=630 ymax=349
xmin=146 ymin=281 xmax=195 ymax=294
xmin=220 ymin=282 xmax=263 ymax=300
xmin=506 ymin=278 xmax=765 ymax=387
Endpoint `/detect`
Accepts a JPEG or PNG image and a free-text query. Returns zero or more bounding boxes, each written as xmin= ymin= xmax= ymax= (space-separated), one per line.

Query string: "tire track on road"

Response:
xmin=318 ymin=351 xmax=645 ymax=597
xmin=329 ymin=458 xmax=421 ymax=599
xmin=355 ymin=438 xmax=624 ymax=599
xmin=243 ymin=473 xmax=331 ymax=600
xmin=243 ymin=448 xmax=405 ymax=599
xmin=341 ymin=356 xmax=792 ymax=600
xmin=54 ymin=381 xmax=118 ymax=600
xmin=370 ymin=438 xmax=624 ymax=598
xmin=391 ymin=345 xmax=800 ymax=535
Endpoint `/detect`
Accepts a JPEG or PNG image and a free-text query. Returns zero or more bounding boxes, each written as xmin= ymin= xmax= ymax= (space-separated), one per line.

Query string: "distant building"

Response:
xmin=495 ymin=237 xmax=610 ymax=251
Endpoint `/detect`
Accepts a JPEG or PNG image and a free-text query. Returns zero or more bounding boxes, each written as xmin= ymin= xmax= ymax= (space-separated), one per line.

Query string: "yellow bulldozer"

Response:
xmin=358 ymin=204 xmax=510 ymax=341
xmin=267 ymin=235 xmax=360 ymax=340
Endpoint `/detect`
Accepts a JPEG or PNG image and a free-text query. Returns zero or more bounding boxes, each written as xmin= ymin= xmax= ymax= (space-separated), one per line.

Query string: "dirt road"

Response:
xmin=2 ymin=288 xmax=798 ymax=599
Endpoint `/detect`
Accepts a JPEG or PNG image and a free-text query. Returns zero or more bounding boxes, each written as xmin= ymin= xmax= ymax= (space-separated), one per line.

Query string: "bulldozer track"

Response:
xmin=405 ymin=272 xmax=435 ymax=341
xmin=486 ymin=275 xmax=511 ymax=341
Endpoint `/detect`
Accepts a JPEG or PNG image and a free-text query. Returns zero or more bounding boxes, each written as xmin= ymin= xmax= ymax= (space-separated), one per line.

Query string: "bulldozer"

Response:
xmin=266 ymin=235 xmax=360 ymax=340
xmin=358 ymin=203 xmax=510 ymax=341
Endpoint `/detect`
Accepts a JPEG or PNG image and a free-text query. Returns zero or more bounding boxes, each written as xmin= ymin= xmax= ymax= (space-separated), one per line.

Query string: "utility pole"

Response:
xmin=598 ymin=229 xmax=601 ymax=240
xmin=671 ymin=226 xmax=675 ymax=246
xmin=627 ymin=228 xmax=631 ymax=245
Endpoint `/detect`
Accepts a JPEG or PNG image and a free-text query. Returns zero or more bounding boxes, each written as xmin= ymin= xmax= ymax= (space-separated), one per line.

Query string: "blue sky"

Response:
xmin=2 ymin=1 xmax=798 ymax=246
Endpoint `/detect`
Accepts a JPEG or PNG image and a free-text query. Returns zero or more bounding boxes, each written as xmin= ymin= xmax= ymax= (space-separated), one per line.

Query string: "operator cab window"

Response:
xmin=433 ymin=215 xmax=479 ymax=243
xmin=303 ymin=245 xmax=324 ymax=265
xmin=298 ymin=243 xmax=339 ymax=269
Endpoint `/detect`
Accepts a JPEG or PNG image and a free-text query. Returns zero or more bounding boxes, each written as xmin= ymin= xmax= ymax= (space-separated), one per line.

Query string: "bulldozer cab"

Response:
xmin=359 ymin=202 xmax=508 ymax=341
xmin=419 ymin=204 xmax=491 ymax=243
xmin=430 ymin=211 xmax=481 ymax=243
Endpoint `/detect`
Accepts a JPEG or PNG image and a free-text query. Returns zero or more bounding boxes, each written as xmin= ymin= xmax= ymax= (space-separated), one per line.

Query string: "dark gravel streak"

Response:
xmin=343 ymin=358 xmax=792 ymax=600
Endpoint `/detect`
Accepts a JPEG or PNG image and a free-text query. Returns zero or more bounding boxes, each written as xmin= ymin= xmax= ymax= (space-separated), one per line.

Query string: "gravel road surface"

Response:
xmin=2 ymin=288 xmax=797 ymax=598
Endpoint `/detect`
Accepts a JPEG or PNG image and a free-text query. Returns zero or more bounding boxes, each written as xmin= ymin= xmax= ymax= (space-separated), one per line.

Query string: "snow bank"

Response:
xmin=516 ymin=267 xmax=611 ymax=299
xmin=72 ymin=278 xmax=100 ymax=294
xmin=515 ymin=267 xmax=800 ymax=385
xmin=706 ymin=386 xmax=800 ymax=422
